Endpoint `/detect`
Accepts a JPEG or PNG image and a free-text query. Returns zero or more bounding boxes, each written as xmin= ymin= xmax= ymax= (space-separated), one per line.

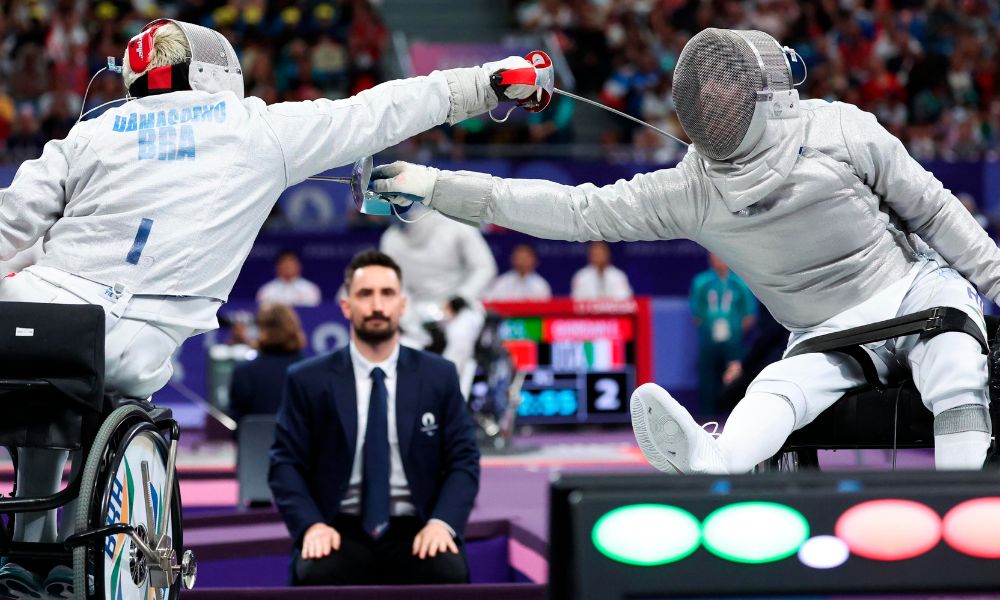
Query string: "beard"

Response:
xmin=354 ymin=315 xmax=398 ymax=345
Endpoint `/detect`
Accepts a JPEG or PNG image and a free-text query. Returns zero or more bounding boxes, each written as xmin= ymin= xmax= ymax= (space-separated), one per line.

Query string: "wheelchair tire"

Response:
xmin=72 ymin=405 xmax=183 ymax=600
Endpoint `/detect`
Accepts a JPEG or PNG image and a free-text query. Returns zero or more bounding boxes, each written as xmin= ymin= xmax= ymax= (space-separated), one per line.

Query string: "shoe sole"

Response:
xmin=630 ymin=389 xmax=686 ymax=474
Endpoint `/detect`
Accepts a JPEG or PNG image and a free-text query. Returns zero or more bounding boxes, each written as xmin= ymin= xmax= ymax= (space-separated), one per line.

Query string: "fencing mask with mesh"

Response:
xmin=673 ymin=28 xmax=801 ymax=162
xmin=127 ymin=19 xmax=243 ymax=99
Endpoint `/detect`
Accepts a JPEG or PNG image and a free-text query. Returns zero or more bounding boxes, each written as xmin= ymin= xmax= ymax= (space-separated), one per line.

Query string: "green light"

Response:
xmin=702 ymin=502 xmax=809 ymax=564
xmin=592 ymin=504 xmax=701 ymax=566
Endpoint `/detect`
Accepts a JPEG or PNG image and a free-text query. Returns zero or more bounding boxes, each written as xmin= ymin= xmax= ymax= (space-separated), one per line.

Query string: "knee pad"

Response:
xmin=934 ymin=403 xmax=992 ymax=436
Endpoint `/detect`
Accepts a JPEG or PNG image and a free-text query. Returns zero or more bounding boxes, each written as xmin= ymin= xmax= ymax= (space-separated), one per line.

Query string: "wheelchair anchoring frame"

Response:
xmin=0 ymin=388 xmax=196 ymax=592
xmin=0 ymin=379 xmax=90 ymax=514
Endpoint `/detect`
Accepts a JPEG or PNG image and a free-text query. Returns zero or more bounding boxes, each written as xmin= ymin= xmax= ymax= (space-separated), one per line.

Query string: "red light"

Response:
xmin=543 ymin=318 xmax=634 ymax=343
xmin=835 ymin=499 xmax=941 ymax=561
xmin=943 ymin=497 xmax=1000 ymax=558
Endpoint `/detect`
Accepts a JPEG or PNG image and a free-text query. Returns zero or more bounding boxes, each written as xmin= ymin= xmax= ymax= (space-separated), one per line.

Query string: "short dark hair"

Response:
xmin=344 ymin=249 xmax=403 ymax=291
xmin=513 ymin=243 xmax=537 ymax=256
xmin=275 ymin=249 xmax=300 ymax=264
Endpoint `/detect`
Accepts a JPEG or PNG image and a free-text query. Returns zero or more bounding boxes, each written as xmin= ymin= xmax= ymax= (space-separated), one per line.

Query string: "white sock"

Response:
xmin=717 ymin=392 xmax=797 ymax=473
xmin=934 ymin=430 xmax=989 ymax=470
xmin=13 ymin=448 xmax=68 ymax=543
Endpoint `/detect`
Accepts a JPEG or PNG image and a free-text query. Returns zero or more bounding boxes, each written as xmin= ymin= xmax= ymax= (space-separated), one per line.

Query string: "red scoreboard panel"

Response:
xmin=482 ymin=298 xmax=653 ymax=425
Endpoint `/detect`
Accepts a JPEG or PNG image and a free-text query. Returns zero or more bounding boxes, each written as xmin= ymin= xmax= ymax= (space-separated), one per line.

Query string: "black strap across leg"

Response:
xmin=784 ymin=307 xmax=989 ymax=390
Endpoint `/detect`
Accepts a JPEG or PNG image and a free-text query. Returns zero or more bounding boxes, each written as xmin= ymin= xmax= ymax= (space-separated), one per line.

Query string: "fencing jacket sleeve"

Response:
xmin=0 ymin=135 xmax=74 ymax=260
xmin=840 ymin=102 xmax=1000 ymax=303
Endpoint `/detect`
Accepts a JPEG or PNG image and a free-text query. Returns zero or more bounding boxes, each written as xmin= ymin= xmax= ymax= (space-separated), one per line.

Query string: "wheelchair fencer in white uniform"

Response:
xmin=369 ymin=29 xmax=1000 ymax=475
xmin=0 ymin=17 xmax=542 ymax=599
xmin=380 ymin=208 xmax=498 ymax=398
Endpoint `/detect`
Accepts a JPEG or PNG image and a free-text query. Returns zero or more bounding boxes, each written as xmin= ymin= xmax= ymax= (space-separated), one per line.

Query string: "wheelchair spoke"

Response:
xmin=141 ymin=461 xmax=157 ymax=545
xmin=157 ymin=437 xmax=179 ymax=541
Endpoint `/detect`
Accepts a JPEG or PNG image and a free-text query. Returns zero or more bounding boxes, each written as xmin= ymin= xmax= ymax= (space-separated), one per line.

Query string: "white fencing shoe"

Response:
xmin=630 ymin=383 xmax=728 ymax=474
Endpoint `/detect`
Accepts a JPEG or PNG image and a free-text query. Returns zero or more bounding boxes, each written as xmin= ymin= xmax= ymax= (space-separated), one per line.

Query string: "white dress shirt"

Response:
xmin=256 ymin=277 xmax=322 ymax=307
xmin=571 ymin=265 xmax=633 ymax=301
xmin=485 ymin=270 xmax=552 ymax=301
xmin=339 ymin=342 xmax=456 ymax=535
xmin=340 ymin=342 xmax=415 ymax=517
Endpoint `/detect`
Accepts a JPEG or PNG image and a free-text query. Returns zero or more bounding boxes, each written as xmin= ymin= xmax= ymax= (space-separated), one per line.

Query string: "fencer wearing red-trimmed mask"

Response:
xmin=0 ymin=18 xmax=539 ymax=595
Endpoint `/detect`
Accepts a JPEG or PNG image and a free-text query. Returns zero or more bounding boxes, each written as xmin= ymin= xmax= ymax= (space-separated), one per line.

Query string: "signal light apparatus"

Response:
xmin=591 ymin=497 xmax=1000 ymax=568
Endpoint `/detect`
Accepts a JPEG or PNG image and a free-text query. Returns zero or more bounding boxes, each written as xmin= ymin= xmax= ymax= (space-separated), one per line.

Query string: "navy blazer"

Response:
xmin=268 ymin=345 xmax=480 ymax=546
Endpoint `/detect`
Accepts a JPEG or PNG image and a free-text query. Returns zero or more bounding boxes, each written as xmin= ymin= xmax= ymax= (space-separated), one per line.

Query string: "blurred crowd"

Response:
xmin=0 ymin=0 xmax=387 ymax=164
xmin=3 ymin=0 xmax=1000 ymax=165
xmin=510 ymin=0 xmax=1000 ymax=162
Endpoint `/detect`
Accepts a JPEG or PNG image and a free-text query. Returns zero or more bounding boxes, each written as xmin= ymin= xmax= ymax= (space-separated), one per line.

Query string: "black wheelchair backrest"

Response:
xmin=0 ymin=301 xmax=105 ymax=409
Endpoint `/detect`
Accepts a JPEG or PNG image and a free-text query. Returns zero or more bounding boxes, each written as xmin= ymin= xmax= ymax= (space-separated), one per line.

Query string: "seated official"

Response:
xmin=269 ymin=250 xmax=481 ymax=585
xmin=485 ymin=243 xmax=552 ymax=301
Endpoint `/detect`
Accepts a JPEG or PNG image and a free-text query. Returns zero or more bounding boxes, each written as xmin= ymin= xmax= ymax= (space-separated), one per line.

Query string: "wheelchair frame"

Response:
xmin=0 ymin=302 xmax=196 ymax=599
xmin=761 ymin=306 xmax=1000 ymax=471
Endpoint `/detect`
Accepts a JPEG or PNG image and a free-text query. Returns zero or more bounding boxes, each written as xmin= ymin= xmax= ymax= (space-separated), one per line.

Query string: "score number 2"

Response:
xmin=593 ymin=377 xmax=621 ymax=411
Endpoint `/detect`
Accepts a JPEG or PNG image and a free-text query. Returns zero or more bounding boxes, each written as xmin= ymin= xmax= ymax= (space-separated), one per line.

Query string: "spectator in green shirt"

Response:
xmin=689 ymin=254 xmax=758 ymax=415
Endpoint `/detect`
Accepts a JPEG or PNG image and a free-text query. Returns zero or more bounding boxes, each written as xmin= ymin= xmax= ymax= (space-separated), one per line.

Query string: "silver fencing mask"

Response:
xmin=672 ymin=28 xmax=794 ymax=161
xmin=130 ymin=19 xmax=244 ymax=99
xmin=175 ymin=20 xmax=243 ymax=98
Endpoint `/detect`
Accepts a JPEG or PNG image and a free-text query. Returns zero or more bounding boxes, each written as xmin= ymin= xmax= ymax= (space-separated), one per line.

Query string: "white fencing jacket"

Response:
xmin=427 ymin=98 xmax=1000 ymax=331
xmin=0 ymin=68 xmax=491 ymax=301
xmin=379 ymin=209 xmax=497 ymax=306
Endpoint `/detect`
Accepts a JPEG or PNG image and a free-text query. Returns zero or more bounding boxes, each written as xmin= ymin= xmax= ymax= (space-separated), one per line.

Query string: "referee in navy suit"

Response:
xmin=269 ymin=249 xmax=481 ymax=585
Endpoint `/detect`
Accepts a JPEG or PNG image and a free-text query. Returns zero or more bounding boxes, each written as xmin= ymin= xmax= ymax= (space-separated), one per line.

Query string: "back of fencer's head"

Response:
xmin=121 ymin=23 xmax=189 ymax=91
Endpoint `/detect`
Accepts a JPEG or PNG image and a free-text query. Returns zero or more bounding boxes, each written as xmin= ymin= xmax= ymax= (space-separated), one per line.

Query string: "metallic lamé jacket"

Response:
xmin=428 ymin=99 xmax=1000 ymax=331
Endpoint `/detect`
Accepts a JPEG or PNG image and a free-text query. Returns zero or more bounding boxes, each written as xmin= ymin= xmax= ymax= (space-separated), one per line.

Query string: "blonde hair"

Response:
xmin=122 ymin=22 xmax=190 ymax=90
xmin=255 ymin=304 xmax=307 ymax=354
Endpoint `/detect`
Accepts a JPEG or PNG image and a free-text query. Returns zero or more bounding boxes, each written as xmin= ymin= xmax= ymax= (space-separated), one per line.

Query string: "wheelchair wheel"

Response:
xmin=72 ymin=405 xmax=183 ymax=600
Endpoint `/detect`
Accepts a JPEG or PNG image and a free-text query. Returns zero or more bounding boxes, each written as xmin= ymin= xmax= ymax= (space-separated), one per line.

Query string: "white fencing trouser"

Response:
xmin=717 ymin=261 xmax=991 ymax=473
xmin=399 ymin=302 xmax=486 ymax=400
xmin=443 ymin=308 xmax=486 ymax=399
xmin=0 ymin=270 xmax=193 ymax=543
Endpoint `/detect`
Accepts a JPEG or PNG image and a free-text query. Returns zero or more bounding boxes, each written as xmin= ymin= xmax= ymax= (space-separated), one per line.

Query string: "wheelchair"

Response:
xmin=760 ymin=307 xmax=1000 ymax=471
xmin=0 ymin=302 xmax=197 ymax=599
xmin=466 ymin=311 xmax=525 ymax=450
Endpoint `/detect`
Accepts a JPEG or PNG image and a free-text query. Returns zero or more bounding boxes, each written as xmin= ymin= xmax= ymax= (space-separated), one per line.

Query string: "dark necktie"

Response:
xmin=362 ymin=366 xmax=390 ymax=539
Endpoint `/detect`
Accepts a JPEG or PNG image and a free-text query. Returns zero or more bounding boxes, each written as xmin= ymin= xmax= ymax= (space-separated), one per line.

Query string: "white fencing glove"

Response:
xmin=370 ymin=162 xmax=440 ymax=207
xmin=444 ymin=56 xmax=542 ymax=123
xmin=482 ymin=56 xmax=541 ymax=102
